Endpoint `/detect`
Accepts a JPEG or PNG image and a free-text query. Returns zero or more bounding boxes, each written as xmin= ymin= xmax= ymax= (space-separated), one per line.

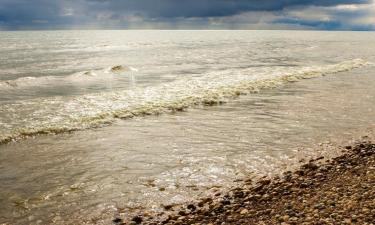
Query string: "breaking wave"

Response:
xmin=0 ymin=76 xmax=50 ymax=88
xmin=0 ymin=59 xmax=370 ymax=145
xmin=0 ymin=65 xmax=137 ymax=89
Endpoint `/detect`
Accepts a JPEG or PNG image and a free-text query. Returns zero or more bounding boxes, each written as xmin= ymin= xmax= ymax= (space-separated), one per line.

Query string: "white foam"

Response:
xmin=0 ymin=59 xmax=369 ymax=144
xmin=0 ymin=64 xmax=138 ymax=89
xmin=0 ymin=76 xmax=55 ymax=88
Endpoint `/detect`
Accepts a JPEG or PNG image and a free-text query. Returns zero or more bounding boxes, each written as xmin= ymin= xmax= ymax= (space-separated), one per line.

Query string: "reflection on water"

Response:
xmin=0 ymin=67 xmax=374 ymax=224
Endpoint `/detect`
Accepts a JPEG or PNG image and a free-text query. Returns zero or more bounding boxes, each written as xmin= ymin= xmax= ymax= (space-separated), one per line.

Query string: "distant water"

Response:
xmin=0 ymin=30 xmax=375 ymax=224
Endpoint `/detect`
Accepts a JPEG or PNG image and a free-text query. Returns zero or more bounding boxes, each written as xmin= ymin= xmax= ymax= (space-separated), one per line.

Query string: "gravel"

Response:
xmin=118 ymin=141 xmax=375 ymax=225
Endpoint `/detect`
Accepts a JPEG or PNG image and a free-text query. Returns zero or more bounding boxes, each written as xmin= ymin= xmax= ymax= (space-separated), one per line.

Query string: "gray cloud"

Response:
xmin=0 ymin=0 xmax=373 ymax=30
xmin=68 ymin=0 xmax=372 ymax=18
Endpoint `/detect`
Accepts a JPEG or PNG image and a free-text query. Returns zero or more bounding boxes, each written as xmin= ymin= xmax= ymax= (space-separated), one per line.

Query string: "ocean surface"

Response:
xmin=0 ymin=30 xmax=374 ymax=224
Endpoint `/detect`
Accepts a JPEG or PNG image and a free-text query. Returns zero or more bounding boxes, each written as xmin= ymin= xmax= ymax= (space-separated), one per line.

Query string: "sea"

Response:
xmin=0 ymin=30 xmax=374 ymax=224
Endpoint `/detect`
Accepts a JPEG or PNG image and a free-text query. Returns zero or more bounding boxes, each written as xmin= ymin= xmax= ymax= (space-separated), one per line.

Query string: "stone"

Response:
xmin=282 ymin=215 xmax=290 ymax=221
xmin=221 ymin=200 xmax=231 ymax=205
xmin=187 ymin=204 xmax=197 ymax=211
xmin=240 ymin=209 xmax=249 ymax=215
xmin=131 ymin=216 xmax=143 ymax=224
xmin=112 ymin=218 xmax=122 ymax=224
xmin=178 ymin=211 xmax=186 ymax=216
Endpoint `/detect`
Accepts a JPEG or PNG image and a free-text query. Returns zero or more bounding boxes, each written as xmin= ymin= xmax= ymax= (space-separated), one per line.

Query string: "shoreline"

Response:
xmin=118 ymin=140 xmax=374 ymax=225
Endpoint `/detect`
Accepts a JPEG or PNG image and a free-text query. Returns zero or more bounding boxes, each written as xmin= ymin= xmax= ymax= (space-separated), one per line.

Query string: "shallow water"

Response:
xmin=0 ymin=30 xmax=373 ymax=144
xmin=0 ymin=31 xmax=375 ymax=224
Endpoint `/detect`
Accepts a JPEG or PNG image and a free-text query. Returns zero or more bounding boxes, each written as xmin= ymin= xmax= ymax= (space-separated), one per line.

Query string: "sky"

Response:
xmin=0 ymin=0 xmax=374 ymax=30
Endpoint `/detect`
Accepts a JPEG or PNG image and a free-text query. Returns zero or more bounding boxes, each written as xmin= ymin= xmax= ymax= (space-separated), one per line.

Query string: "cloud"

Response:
xmin=80 ymin=0 xmax=371 ymax=18
xmin=0 ymin=0 xmax=373 ymax=30
xmin=277 ymin=1 xmax=375 ymax=30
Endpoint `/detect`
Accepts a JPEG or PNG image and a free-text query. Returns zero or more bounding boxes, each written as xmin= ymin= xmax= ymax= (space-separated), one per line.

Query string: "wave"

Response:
xmin=0 ymin=76 xmax=48 ymax=88
xmin=0 ymin=65 xmax=138 ymax=89
xmin=0 ymin=59 xmax=370 ymax=145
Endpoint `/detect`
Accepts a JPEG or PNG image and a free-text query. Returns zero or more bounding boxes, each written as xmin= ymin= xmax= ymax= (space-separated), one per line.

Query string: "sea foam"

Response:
xmin=0 ymin=65 xmax=137 ymax=89
xmin=0 ymin=59 xmax=370 ymax=145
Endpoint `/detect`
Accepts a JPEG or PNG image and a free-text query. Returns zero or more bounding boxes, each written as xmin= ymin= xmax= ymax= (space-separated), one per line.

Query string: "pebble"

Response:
xmin=131 ymin=216 xmax=142 ymax=224
xmin=123 ymin=142 xmax=375 ymax=225
xmin=187 ymin=204 xmax=197 ymax=211
xmin=112 ymin=218 xmax=122 ymax=224
xmin=240 ymin=209 xmax=249 ymax=215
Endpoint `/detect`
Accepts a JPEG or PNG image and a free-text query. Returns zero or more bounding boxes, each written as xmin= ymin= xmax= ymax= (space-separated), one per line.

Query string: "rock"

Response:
xmin=221 ymin=200 xmax=231 ymax=205
xmin=282 ymin=215 xmax=290 ymax=221
xmin=187 ymin=204 xmax=197 ymax=211
xmin=163 ymin=204 xmax=173 ymax=210
xmin=112 ymin=218 xmax=122 ymax=224
xmin=178 ymin=211 xmax=186 ymax=216
xmin=262 ymin=194 xmax=270 ymax=200
xmin=110 ymin=65 xmax=130 ymax=73
xmin=128 ymin=142 xmax=375 ymax=225
xmin=240 ymin=209 xmax=249 ymax=215
xmin=362 ymin=208 xmax=369 ymax=213
xmin=131 ymin=216 xmax=143 ymax=224
xmin=303 ymin=162 xmax=319 ymax=170
xmin=259 ymin=179 xmax=271 ymax=185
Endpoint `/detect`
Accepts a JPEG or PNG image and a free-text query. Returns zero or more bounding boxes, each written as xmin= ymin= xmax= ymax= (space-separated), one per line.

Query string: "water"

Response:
xmin=0 ymin=30 xmax=374 ymax=224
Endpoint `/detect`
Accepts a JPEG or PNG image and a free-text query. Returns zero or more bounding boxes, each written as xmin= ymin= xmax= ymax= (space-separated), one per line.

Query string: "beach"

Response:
xmin=0 ymin=30 xmax=375 ymax=225
xmin=128 ymin=139 xmax=374 ymax=225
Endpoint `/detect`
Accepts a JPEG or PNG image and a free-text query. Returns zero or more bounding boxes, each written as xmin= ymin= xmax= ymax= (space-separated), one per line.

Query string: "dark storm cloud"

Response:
xmin=0 ymin=0 xmax=373 ymax=30
xmin=69 ymin=0 xmax=371 ymax=18
xmin=0 ymin=0 xmax=72 ymax=29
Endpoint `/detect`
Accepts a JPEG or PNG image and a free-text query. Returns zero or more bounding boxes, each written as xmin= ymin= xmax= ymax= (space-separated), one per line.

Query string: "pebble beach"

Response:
xmin=119 ymin=140 xmax=375 ymax=225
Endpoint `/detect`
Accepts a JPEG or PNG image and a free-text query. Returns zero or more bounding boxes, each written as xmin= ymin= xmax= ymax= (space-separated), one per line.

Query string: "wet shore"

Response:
xmin=118 ymin=140 xmax=375 ymax=225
